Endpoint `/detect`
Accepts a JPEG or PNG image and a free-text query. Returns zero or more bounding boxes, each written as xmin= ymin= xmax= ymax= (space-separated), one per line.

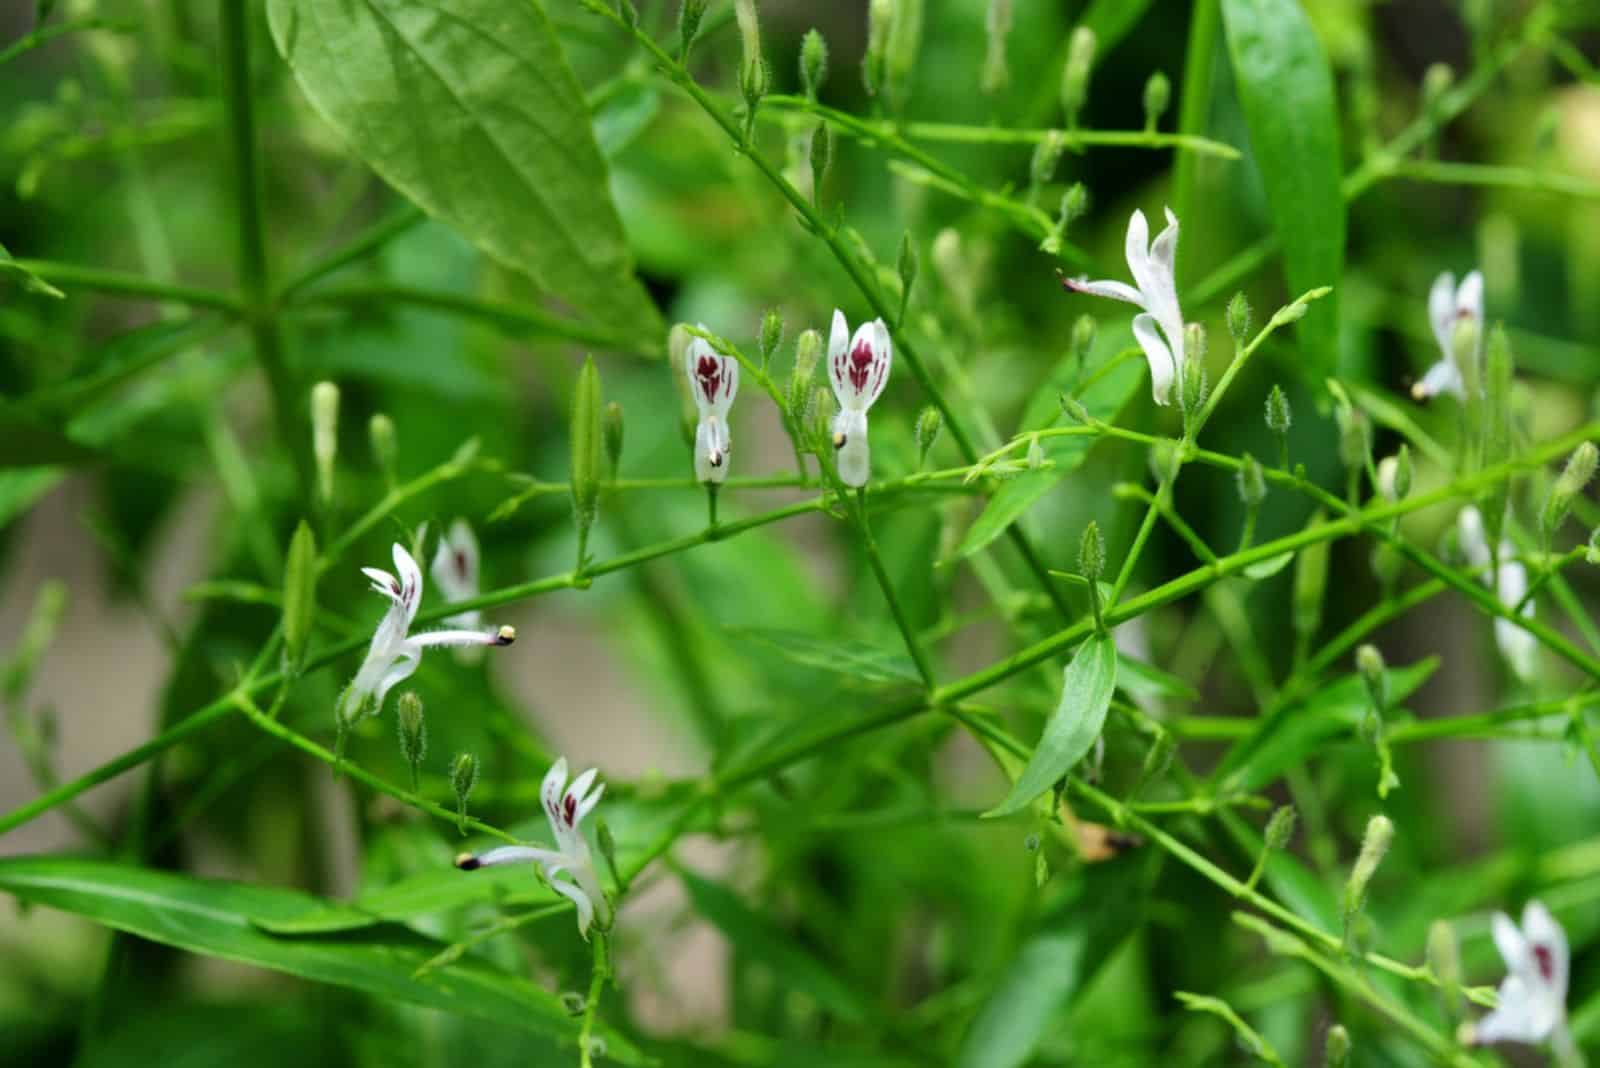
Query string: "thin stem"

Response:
xmin=14 ymin=259 xmax=244 ymax=312
xmin=578 ymin=935 xmax=608 ymax=1068
xmin=855 ymin=487 xmax=937 ymax=691
xmin=218 ymin=0 xmax=311 ymax=497
xmin=276 ymin=206 xmax=425 ymax=300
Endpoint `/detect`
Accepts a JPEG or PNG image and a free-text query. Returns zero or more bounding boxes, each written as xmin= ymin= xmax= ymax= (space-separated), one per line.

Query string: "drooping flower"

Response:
xmin=1474 ymin=901 xmax=1570 ymax=1052
xmin=1458 ymin=506 xmax=1537 ymax=680
xmin=430 ymin=519 xmax=481 ymax=630
xmin=1413 ymin=270 xmax=1484 ymax=401
xmin=827 ymin=309 xmax=892 ymax=487
xmin=685 ymin=332 xmax=739 ymax=484
xmin=336 ymin=543 xmax=514 ymax=725
xmin=1061 ymin=208 xmax=1184 ymax=406
xmin=455 ymin=757 xmax=611 ymax=937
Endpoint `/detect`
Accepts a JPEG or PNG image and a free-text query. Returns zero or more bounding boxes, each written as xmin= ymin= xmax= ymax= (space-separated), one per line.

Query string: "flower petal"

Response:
xmin=461 ymin=845 xmax=564 ymax=869
xmin=1493 ymin=910 xmax=1530 ymax=975
xmin=1429 ymin=271 xmax=1457 ymax=361
xmin=564 ymin=767 xmax=599 ymax=817
xmin=1457 ymin=506 xmax=1492 ymax=573
xmin=372 ymin=645 xmax=420 ymax=714
xmin=541 ymin=758 xmax=569 ymax=838
xmin=391 ymin=544 xmax=423 ymax=628
xmin=1477 ymin=975 xmax=1549 ymax=1044
xmin=575 ymin=780 xmax=606 ymax=826
xmin=430 ymin=519 xmax=479 ymax=606
xmin=1061 ymin=276 xmax=1145 ymax=306
xmin=1149 ymin=207 xmax=1179 ymax=282
xmin=1412 ymin=359 xmax=1464 ymax=401
xmin=1123 ymin=208 xmax=1154 ymax=299
xmin=1522 ymin=900 xmax=1569 ymax=999
xmin=1132 ymin=313 xmax=1177 ymax=406
xmin=832 ymin=409 xmax=871 ymax=487
xmin=694 ymin=416 xmax=731 ymax=484
xmin=1457 ymin=270 xmax=1485 ymax=324
xmin=408 ymin=628 xmax=510 ymax=649
xmin=548 ymin=875 xmax=596 ymax=938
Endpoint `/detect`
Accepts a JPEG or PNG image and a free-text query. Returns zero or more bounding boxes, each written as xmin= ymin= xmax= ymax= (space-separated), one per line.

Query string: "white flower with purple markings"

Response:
xmin=1474 ymin=900 xmax=1572 ymax=1057
xmin=336 ymin=543 xmax=513 ymax=725
xmin=686 ymin=332 xmax=739 ymax=484
xmin=827 ymin=309 xmax=892 ymax=488
xmin=455 ymin=758 xmax=611 ymax=938
xmin=1061 ymin=208 xmax=1185 ymax=406
xmin=1413 ymin=269 xmax=1484 ymax=401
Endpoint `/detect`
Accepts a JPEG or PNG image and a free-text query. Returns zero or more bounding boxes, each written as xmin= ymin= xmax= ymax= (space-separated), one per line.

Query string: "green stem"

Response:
xmin=855 ymin=487 xmax=937 ymax=691
xmin=276 ymin=206 xmax=425 ymax=300
xmin=219 ymin=0 xmax=311 ymax=498
xmin=578 ymin=935 xmax=608 ymax=1068
xmin=13 ymin=259 xmax=243 ymax=312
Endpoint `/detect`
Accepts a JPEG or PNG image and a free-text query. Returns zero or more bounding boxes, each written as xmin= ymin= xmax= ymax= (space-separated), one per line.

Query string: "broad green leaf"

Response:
xmin=0 ymin=856 xmax=645 ymax=1063
xmin=679 ymin=867 xmax=869 ymax=1024
xmin=253 ymin=863 xmax=546 ymax=934
xmin=985 ymin=635 xmax=1118 ymax=817
xmin=732 ymin=627 xmax=920 ymax=686
xmin=957 ymin=855 xmax=1154 ymax=1068
xmin=1214 ymin=658 xmax=1438 ymax=793
xmin=594 ymin=83 xmax=660 ymax=159
xmin=956 ymin=340 xmax=1143 ymax=560
xmin=266 ymin=0 xmax=661 ymax=338
xmin=1220 ymin=0 xmax=1344 ymax=376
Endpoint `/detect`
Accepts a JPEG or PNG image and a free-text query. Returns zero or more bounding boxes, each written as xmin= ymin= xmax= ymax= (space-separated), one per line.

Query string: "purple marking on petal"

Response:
xmin=695 ymin=356 xmax=724 ymax=407
xmin=562 ymin=794 xmax=577 ymax=827
xmin=848 ymin=339 xmax=875 ymax=392
xmin=1535 ymin=943 xmax=1555 ymax=983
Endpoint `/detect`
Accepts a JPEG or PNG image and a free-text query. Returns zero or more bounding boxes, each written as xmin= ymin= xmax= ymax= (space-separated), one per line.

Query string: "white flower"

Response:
xmin=1061 ymin=208 xmax=1184 ymax=406
xmin=685 ymin=332 xmax=739 ymax=484
xmin=1413 ymin=270 xmax=1484 ymax=401
xmin=1458 ymin=506 xmax=1537 ymax=680
xmin=827 ymin=309 xmax=892 ymax=488
xmin=455 ymin=757 xmax=611 ymax=938
xmin=1475 ymin=900 xmax=1569 ymax=1050
xmin=336 ymin=543 xmax=514 ymax=724
xmin=430 ymin=519 xmax=481 ymax=629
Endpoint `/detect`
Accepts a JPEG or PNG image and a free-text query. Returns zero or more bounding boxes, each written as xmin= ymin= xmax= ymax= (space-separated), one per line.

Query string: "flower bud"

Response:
xmin=678 ymin=0 xmax=707 ymax=59
xmin=1336 ymin=403 xmax=1370 ymax=472
xmin=1179 ymin=325 xmax=1208 ymax=417
xmin=734 ymin=0 xmax=761 ymax=78
xmin=884 ymin=0 xmax=923 ymax=108
xmin=897 ymin=232 xmax=919 ymax=308
xmin=1324 ymin=1025 xmax=1351 ymax=1068
xmin=1356 ymin=644 xmax=1387 ymax=712
xmin=451 ymin=751 xmax=479 ymax=834
xmin=1030 ymin=132 xmax=1064 ymax=189
xmin=1061 ymin=395 xmax=1091 ymax=425
xmin=981 ymin=0 xmax=1013 ymax=94
xmin=1292 ymin=512 xmax=1329 ymax=641
xmin=397 ymin=691 xmax=427 ymax=791
xmin=914 ymin=406 xmax=942 ymax=465
xmin=1376 ymin=445 xmax=1411 ymax=503
xmin=863 ymin=0 xmax=893 ymax=95
xmin=283 ymin=520 xmax=318 ymax=672
xmin=800 ymin=28 xmax=829 ymax=99
xmin=311 ymin=380 xmax=340 ymax=503
xmin=788 ymin=328 xmax=821 ymax=419
xmin=1142 ymin=70 xmax=1170 ymax=131
xmin=1343 ymin=814 xmax=1394 ymax=919
xmin=570 ymin=356 xmax=603 ymax=535
xmin=1060 ymin=26 xmax=1096 ymax=128
xmin=368 ymin=413 xmax=398 ymax=488
xmin=1079 ymin=520 xmax=1105 ymax=582
xmin=810 ymin=121 xmax=832 ymax=199
xmin=1026 ymin=437 xmax=1043 ymax=470
xmin=1428 ymin=919 xmax=1463 ymax=1015
xmin=1451 ymin=315 xmax=1482 ymax=397
xmin=1147 ymin=439 xmax=1179 ymax=484
xmin=1236 ymin=453 xmax=1266 ymax=507
xmin=760 ymin=309 xmax=784 ymax=367
xmin=1544 ymin=441 xmax=1598 ymax=535
xmin=1264 ymin=805 xmax=1297 ymax=852
xmin=1421 ymin=62 xmax=1453 ymax=114
xmin=1226 ymin=292 xmax=1252 ymax=344
xmin=1070 ymin=313 xmax=1096 ymax=361
xmin=808 ymin=386 xmax=835 ymax=455
xmin=1264 ymin=384 xmax=1292 ymax=435
xmin=603 ymin=401 xmax=625 ymax=475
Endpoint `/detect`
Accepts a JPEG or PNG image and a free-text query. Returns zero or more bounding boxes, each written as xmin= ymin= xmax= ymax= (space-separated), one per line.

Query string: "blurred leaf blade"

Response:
xmin=265 ymin=0 xmax=662 ymax=339
xmin=1220 ymin=0 xmax=1344 ymax=375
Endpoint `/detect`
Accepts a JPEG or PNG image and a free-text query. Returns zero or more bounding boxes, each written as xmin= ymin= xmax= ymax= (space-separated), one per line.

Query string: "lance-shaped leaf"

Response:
xmin=985 ymin=635 xmax=1118 ymax=817
xmin=266 ymin=0 xmax=661 ymax=339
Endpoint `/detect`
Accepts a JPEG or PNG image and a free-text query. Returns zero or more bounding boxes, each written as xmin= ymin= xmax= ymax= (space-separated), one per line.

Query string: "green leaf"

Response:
xmin=1220 ymin=0 xmax=1344 ymax=376
xmin=0 ymin=856 xmax=645 ymax=1063
xmin=731 ymin=627 xmax=920 ymax=686
xmin=1117 ymin=652 xmax=1199 ymax=702
xmin=679 ymin=867 xmax=869 ymax=1024
xmin=1240 ymin=550 xmax=1294 ymax=581
xmin=956 ymin=340 xmax=1143 ymax=560
xmin=266 ymin=0 xmax=661 ymax=338
xmin=255 ymin=864 xmax=550 ymax=934
xmin=985 ymin=635 xmax=1118 ymax=817
xmin=1214 ymin=658 xmax=1438 ymax=793
xmin=0 ymin=240 xmax=64 ymax=298
xmin=956 ymin=855 xmax=1154 ymax=1068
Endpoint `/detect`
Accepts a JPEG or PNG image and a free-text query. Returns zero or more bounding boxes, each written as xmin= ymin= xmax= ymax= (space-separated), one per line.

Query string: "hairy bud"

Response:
xmin=1265 ymin=384 xmax=1292 ymax=435
xmin=1324 ymin=1025 xmax=1351 ymax=1068
xmin=1142 ymin=71 xmax=1170 ymax=131
xmin=1059 ymin=26 xmax=1096 ymax=128
xmin=915 ymin=406 xmax=942 ymax=465
xmin=451 ymin=752 xmax=479 ymax=834
xmin=810 ymin=122 xmax=832 ymax=200
xmin=760 ymin=309 xmax=784 ymax=367
xmin=1343 ymin=814 xmax=1394 ymax=919
xmin=1236 ymin=453 xmax=1266 ymax=507
xmin=788 ymin=329 xmax=821 ymax=421
xmin=369 ymin=413 xmax=398 ymax=488
xmin=1544 ymin=441 xmax=1598 ymax=535
xmin=799 ymin=28 xmax=828 ymax=99
xmin=981 ymin=0 xmax=1013 ymax=93
xmin=1226 ymin=292 xmax=1252 ymax=344
xmin=1356 ymin=644 xmax=1388 ymax=712
xmin=1030 ymin=132 xmax=1064 ymax=190
xmin=1079 ymin=520 xmax=1105 ymax=582
xmin=678 ymin=0 xmax=707 ymax=60
xmin=397 ymin=692 xmax=427 ymax=791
